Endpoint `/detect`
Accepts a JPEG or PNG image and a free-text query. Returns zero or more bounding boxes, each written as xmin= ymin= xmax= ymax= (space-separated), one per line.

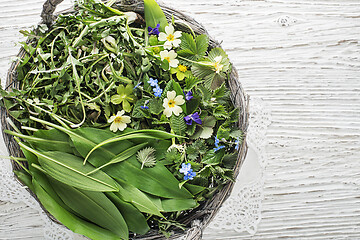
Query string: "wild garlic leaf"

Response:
xmin=137 ymin=147 xmax=157 ymax=169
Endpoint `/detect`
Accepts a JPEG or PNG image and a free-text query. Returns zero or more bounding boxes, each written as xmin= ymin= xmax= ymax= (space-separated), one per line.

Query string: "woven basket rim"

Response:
xmin=1 ymin=1 xmax=249 ymax=239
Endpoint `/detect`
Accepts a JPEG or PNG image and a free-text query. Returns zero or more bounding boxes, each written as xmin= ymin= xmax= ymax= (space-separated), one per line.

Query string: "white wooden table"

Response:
xmin=1 ymin=0 xmax=360 ymax=239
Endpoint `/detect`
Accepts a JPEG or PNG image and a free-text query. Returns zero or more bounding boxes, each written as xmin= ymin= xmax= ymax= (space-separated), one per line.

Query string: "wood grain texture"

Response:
xmin=1 ymin=0 xmax=360 ymax=239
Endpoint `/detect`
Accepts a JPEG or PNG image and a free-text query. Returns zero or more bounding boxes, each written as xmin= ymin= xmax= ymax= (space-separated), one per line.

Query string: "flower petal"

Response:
xmin=163 ymin=98 xmax=169 ymax=108
xmin=174 ymin=95 xmax=185 ymax=105
xmin=169 ymin=59 xmax=179 ymax=68
xmin=108 ymin=115 xmax=116 ymax=123
xmin=168 ymin=50 xmax=177 ymax=59
xmin=174 ymin=31 xmax=182 ymax=38
xmin=158 ymin=32 xmax=167 ymax=41
xmin=118 ymin=110 xmax=125 ymax=116
xmin=165 ymin=25 xmax=174 ymax=35
xmin=172 ymin=105 xmax=183 ymax=116
xmin=163 ymin=42 xmax=172 ymax=50
xmin=110 ymin=122 xmax=118 ymax=132
xmin=167 ymin=91 xmax=176 ymax=100
xmin=118 ymin=122 xmax=127 ymax=131
xmin=159 ymin=50 xmax=167 ymax=60
xmin=172 ymin=39 xmax=181 ymax=48
xmin=163 ymin=107 xmax=172 ymax=117
xmin=121 ymin=115 xmax=131 ymax=124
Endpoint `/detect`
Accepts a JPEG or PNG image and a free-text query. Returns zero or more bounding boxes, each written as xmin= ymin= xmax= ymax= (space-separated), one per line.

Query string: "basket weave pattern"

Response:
xmin=1 ymin=0 xmax=249 ymax=239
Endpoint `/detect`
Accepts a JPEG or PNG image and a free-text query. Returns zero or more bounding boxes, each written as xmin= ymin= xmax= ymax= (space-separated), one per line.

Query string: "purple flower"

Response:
xmin=153 ymin=85 xmax=163 ymax=97
xmin=148 ymin=24 xmax=160 ymax=36
xmin=180 ymin=163 xmax=196 ymax=181
xmin=184 ymin=112 xmax=202 ymax=125
xmin=183 ymin=91 xmax=193 ymax=101
xmin=184 ymin=169 xmax=196 ymax=180
xmin=148 ymin=78 xmax=158 ymax=87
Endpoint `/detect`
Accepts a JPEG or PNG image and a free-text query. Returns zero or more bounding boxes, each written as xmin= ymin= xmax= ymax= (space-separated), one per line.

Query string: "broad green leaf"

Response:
xmin=144 ymin=0 xmax=168 ymax=32
xmin=106 ymin=156 xmax=193 ymax=199
xmin=5 ymin=129 xmax=72 ymax=154
xmin=84 ymin=129 xmax=182 ymax=164
xmin=195 ymin=34 xmax=209 ymax=58
xmin=19 ymin=142 xmax=119 ymax=192
xmin=106 ymin=192 xmax=150 ymax=235
xmin=116 ymin=180 xmax=164 ymax=217
xmin=184 ymin=183 xmax=206 ymax=195
xmin=178 ymin=33 xmax=208 ymax=61
xmin=33 ymin=180 xmax=121 ymax=240
xmin=201 ymin=148 xmax=225 ymax=165
xmin=14 ymin=170 xmax=35 ymax=193
xmin=149 ymin=98 xmax=163 ymax=115
xmin=161 ymin=198 xmax=198 ymax=212
xmin=87 ymin=142 xmax=148 ymax=175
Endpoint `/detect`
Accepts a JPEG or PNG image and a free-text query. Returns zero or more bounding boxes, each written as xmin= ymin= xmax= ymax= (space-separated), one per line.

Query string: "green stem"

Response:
xmin=11 ymin=157 xmax=31 ymax=175
xmin=87 ymin=81 xmax=116 ymax=103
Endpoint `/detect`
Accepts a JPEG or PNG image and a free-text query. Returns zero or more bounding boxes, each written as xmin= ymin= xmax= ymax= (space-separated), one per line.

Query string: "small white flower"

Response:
xmin=158 ymin=24 xmax=182 ymax=49
xmin=163 ymin=91 xmax=185 ymax=117
xmin=160 ymin=50 xmax=179 ymax=69
xmin=212 ymin=56 xmax=224 ymax=73
xmin=108 ymin=110 xmax=131 ymax=132
xmin=124 ymin=12 xmax=137 ymax=24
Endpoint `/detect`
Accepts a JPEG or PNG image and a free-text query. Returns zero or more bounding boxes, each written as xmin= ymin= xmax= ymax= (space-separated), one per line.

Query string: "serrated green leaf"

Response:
xmin=202 ymin=148 xmax=225 ymax=165
xmin=195 ymin=34 xmax=209 ymax=57
xmin=230 ymin=129 xmax=243 ymax=139
xmin=170 ymin=113 xmax=187 ymax=136
xmin=185 ymin=76 xmax=203 ymax=91
xmin=149 ymin=98 xmax=163 ymax=115
xmin=191 ymin=116 xmax=216 ymax=139
xmin=213 ymin=105 xmax=228 ymax=119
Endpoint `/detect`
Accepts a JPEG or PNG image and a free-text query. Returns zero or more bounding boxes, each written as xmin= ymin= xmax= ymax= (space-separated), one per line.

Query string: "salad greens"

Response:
xmin=0 ymin=0 xmax=243 ymax=239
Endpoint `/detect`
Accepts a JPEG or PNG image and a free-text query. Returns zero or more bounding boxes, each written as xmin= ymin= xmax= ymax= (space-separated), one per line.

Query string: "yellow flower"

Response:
xmin=108 ymin=110 xmax=131 ymax=132
xmin=162 ymin=91 xmax=185 ymax=117
xmin=178 ymin=64 xmax=187 ymax=72
xmin=158 ymin=25 xmax=182 ymax=49
xmin=212 ymin=56 xmax=224 ymax=73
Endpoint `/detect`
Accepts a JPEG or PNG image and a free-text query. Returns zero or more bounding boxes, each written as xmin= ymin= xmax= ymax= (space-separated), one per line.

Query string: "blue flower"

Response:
xmin=133 ymin=82 xmax=142 ymax=89
xmin=184 ymin=169 xmax=196 ymax=180
xmin=179 ymin=163 xmax=192 ymax=175
xmin=213 ymin=136 xmax=225 ymax=152
xmin=148 ymin=24 xmax=160 ymax=36
xmin=153 ymin=85 xmax=163 ymax=97
xmin=148 ymin=78 xmax=158 ymax=87
xmin=183 ymin=91 xmax=193 ymax=101
xmin=179 ymin=163 xmax=196 ymax=181
xmin=214 ymin=145 xmax=225 ymax=152
xmin=184 ymin=112 xmax=202 ymax=125
xmin=235 ymin=138 xmax=240 ymax=150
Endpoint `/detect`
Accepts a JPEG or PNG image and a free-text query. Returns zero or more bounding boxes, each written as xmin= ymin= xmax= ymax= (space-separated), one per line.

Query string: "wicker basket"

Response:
xmin=1 ymin=0 xmax=249 ymax=239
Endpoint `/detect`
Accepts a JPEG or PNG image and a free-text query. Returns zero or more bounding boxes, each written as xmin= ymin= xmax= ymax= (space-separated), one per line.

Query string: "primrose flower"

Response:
xmin=170 ymin=64 xmax=191 ymax=80
xmin=212 ymin=56 xmax=224 ymax=73
xmin=153 ymin=85 xmax=163 ymax=97
xmin=162 ymin=91 xmax=185 ymax=117
xmin=160 ymin=50 xmax=179 ymax=69
xmin=158 ymin=24 xmax=182 ymax=49
xmin=183 ymin=91 xmax=193 ymax=101
xmin=184 ymin=112 xmax=202 ymax=125
xmin=148 ymin=78 xmax=158 ymax=87
xmin=148 ymin=23 xmax=160 ymax=36
xmin=108 ymin=110 xmax=131 ymax=132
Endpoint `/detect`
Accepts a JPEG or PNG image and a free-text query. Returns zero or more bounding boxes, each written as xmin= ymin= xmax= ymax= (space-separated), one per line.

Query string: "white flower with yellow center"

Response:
xmin=108 ymin=110 xmax=131 ymax=132
xmin=162 ymin=91 xmax=185 ymax=117
xmin=212 ymin=56 xmax=224 ymax=73
xmin=160 ymin=50 xmax=179 ymax=69
xmin=158 ymin=25 xmax=182 ymax=49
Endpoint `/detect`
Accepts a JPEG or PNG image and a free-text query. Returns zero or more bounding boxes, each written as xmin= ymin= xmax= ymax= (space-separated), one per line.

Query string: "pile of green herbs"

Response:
xmin=0 ymin=0 xmax=243 ymax=239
